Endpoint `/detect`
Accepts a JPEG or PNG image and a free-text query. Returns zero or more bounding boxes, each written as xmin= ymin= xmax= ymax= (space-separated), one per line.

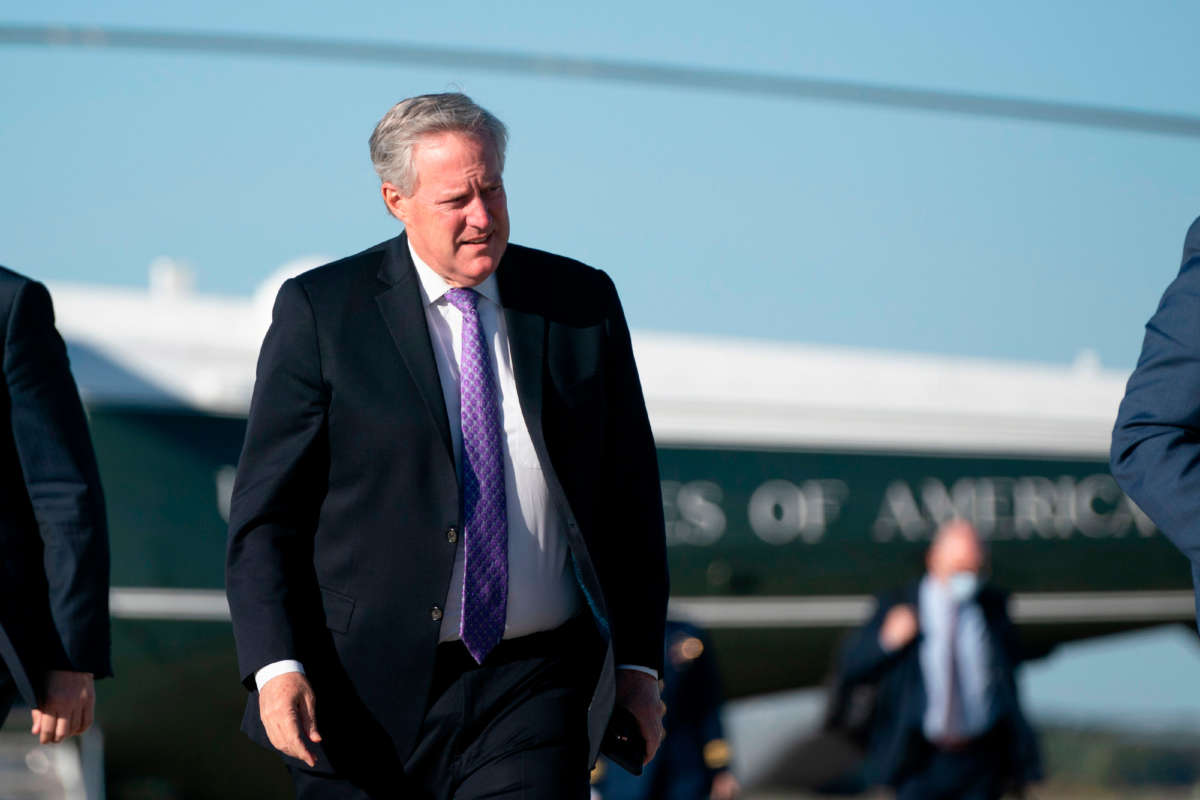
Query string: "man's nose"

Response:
xmin=465 ymin=194 xmax=492 ymax=229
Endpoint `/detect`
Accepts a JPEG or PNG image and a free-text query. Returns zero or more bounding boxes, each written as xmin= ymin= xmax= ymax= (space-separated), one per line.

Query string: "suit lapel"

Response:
xmin=374 ymin=234 xmax=455 ymax=466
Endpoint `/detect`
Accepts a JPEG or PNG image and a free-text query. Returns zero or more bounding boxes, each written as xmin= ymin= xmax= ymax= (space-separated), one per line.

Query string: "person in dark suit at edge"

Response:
xmin=836 ymin=519 xmax=1041 ymax=800
xmin=0 ymin=266 xmax=112 ymax=744
xmin=1112 ymin=217 xmax=1200 ymax=627
xmin=225 ymin=92 xmax=669 ymax=799
xmin=592 ymin=619 xmax=740 ymax=800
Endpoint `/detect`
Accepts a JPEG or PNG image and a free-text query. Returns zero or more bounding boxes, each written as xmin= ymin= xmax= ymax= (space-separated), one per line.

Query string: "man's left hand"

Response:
xmin=615 ymin=669 xmax=666 ymax=765
xmin=32 ymin=671 xmax=95 ymax=744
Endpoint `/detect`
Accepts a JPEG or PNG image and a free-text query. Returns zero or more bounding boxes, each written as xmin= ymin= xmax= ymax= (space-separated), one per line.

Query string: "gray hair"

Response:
xmin=369 ymin=93 xmax=508 ymax=196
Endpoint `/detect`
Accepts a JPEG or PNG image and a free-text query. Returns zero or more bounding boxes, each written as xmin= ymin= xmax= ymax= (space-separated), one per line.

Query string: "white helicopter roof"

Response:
xmin=47 ymin=260 xmax=1129 ymax=458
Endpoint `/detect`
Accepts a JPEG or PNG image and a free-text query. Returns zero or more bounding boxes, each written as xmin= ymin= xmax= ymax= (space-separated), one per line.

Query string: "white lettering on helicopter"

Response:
xmin=747 ymin=479 xmax=849 ymax=545
xmin=662 ymin=480 xmax=727 ymax=546
xmin=658 ymin=474 xmax=1156 ymax=547
xmin=871 ymin=474 xmax=1156 ymax=541
xmin=219 ymin=465 xmax=1156 ymax=547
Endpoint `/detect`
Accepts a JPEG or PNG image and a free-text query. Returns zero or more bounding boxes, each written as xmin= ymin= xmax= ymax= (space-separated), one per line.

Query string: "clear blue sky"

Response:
xmin=3 ymin=1 xmax=1199 ymax=370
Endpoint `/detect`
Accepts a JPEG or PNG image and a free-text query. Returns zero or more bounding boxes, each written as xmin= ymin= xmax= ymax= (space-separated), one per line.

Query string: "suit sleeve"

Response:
xmin=838 ymin=596 xmax=903 ymax=688
xmin=597 ymin=271 xmax=669 ymax=674
xmin=1112 ymin=216 xmax=1200 ymax=576
xmin=989 ymin=593 xmax=1044 ymax=782
xmin=226 ymin=278 xmax=328 ymax=687
xmin=4 ymin=280 xmax=111 ymax=678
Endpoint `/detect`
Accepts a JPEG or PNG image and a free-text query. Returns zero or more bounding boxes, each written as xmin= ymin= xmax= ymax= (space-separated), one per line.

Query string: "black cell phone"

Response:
xmin=601 ymin=705 xmax=646 ymax=776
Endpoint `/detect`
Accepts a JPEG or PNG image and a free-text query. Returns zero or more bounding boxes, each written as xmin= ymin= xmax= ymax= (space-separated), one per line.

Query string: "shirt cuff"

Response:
xmin=617 ymin=664 xmax=659 ymax=680
xmin=254 ymin=660 xmax=305 ymax=691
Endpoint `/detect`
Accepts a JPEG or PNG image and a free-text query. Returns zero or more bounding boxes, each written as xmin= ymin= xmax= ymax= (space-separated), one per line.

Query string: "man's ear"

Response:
xmin=381 ymin=182 xmax=408 ymax=223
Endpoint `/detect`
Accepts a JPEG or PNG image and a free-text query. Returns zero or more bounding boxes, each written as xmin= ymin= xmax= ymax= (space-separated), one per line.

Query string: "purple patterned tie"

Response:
xmin=444 ymin=288 xmax=508 ymax=663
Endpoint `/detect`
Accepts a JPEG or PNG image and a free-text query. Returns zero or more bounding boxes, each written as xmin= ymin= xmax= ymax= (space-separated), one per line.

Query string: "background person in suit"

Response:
xmin=836 ymin=519 xmax=1041 ymax=800
xmin=0 ymin=267 xmax=112 ymax=744
xmin=592 ymin=619 xmax=740 ymax=800
xmin=226 ymin=92 xmax=669 ymax=799
xmin=1112 ymin=216 xmax=1200 ymax=620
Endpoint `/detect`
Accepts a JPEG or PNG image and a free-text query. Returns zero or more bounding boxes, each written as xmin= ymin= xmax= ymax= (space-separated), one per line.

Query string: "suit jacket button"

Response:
xmin=431 ymin=605 xmax=444 ymax=622
xmin=446 ymin=527 xmax=458 ymax=544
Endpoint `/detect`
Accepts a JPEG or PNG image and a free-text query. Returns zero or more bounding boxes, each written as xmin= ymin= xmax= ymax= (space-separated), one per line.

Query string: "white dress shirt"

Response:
xmin=408 ymin=242 xmax=581 ymax=643
xmin=254 ymin=243 xmax=656 ymax=689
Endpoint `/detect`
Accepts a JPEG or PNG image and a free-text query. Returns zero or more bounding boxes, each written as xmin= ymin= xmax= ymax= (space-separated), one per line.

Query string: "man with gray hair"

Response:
xmin=226 ymin=92 xmax=669 ymax=798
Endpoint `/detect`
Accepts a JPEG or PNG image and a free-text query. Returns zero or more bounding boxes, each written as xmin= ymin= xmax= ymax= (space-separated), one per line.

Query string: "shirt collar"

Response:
xmin=407 ymin=237 xmax=501 ymax=308
xmin=919 ymin=573 xmax=947 ymax=608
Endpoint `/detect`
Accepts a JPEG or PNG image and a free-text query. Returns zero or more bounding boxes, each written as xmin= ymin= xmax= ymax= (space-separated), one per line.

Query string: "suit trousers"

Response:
xmin=895 ymin=731 xmax=1007 ymax=800
xmin=289 ymin=615 xmax=602 ymax=800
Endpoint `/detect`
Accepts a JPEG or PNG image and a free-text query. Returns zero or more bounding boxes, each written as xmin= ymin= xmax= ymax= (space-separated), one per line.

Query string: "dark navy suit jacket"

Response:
xmin=0 ymin=267 xmax=112 ymax=708
xmin=226 ymin=234 xmax=668 ymax=773
xmin=836 ymin=583 xmax=1041 ymax=790
xmin=1112 ymin=216 xmax=1200 ymax=620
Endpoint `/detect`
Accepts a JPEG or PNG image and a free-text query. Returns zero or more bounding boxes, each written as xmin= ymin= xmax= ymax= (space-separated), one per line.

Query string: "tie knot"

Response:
xmin=444 ymin=287 xmax=480 ymax=315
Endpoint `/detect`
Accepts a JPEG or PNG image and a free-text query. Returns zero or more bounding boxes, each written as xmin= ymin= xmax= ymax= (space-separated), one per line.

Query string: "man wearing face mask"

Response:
xmin=836 ymin=519 xmax=1041 ymax=800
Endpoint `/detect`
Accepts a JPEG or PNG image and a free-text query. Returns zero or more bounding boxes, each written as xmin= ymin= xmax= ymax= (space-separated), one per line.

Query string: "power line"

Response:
xmin=4 ymin=23 xmax=1200 ymax=140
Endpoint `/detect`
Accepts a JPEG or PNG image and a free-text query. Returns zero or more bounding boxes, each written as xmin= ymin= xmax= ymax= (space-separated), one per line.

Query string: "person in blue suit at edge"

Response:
xmin=591 ymin=620 xmax=741 ymax=800
xmin=1112 ymin=216 xmax=1200 ymax=620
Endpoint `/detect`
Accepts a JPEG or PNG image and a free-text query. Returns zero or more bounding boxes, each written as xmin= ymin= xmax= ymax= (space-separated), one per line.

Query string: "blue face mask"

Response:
xmin=947 ymin=571 xmax=979 ymax=603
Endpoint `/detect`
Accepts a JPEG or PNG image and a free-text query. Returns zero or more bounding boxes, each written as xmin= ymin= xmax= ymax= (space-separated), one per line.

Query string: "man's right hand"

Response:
xmin=32 ymin=671 xmax=95 ymax=744
xmin=879 ymin=604 xmax=919 ymax=651
xmin=258 ymin=671 xmax=322 ymax=767
xmin=615 ymin=669 xmax=667 ymax=765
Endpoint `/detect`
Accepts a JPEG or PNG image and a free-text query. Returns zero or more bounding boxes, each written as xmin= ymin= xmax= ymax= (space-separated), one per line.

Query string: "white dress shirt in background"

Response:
xmin=918 ymin=575 xmax=995 ymax=741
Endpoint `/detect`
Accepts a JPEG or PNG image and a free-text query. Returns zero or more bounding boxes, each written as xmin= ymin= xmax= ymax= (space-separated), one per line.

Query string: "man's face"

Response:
xmin=926 ymin=520 xmax=985 ymax=581
xmin=383 ymin=130 xmax=509 ymax=288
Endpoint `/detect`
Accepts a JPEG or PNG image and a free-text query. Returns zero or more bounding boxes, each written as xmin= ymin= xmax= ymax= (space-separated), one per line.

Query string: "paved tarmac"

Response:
xmin=0 ymin=733 xmax=70 ymax=799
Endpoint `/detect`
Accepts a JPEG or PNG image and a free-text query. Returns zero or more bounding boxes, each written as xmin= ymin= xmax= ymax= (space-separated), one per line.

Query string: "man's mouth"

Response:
xmin=460 ymin=233 xmax=491 ymax=246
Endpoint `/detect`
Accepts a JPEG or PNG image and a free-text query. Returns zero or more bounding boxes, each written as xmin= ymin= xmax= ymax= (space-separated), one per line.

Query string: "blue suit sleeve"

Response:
xmin=1112 ymin=216 xmax=1200 ymax=572
xmin=4 ymin=280 xmax=111 ymax=678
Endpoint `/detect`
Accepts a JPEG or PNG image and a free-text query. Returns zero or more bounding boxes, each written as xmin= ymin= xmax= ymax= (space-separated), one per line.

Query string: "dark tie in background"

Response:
xmin=942 ymin=605 xmax=963 ymax=743
xmin=445 ymin=288 xmax=508 ymax=664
